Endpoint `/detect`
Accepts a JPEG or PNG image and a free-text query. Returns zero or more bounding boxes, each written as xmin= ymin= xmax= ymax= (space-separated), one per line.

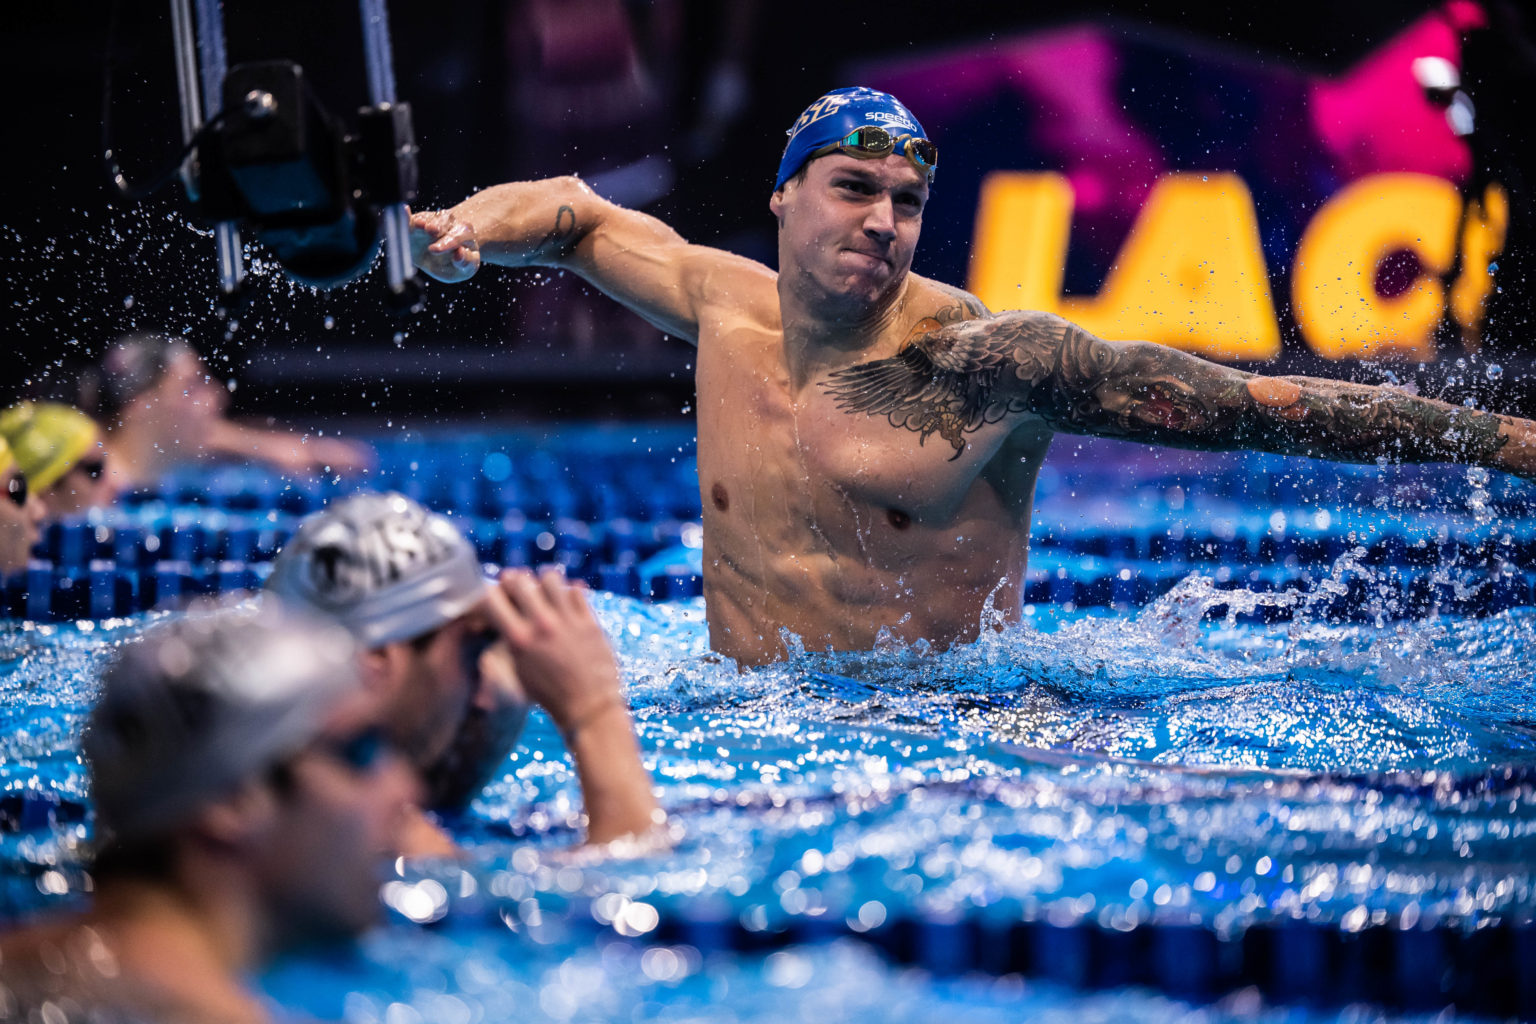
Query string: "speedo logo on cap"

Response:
xmin=303 ymin=507 xmax=458 ymax=606
xmin=866 ymin=109 xmax=918 ymax=134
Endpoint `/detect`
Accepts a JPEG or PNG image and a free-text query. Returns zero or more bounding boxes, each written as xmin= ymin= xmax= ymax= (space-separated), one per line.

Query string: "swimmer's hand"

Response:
xmin=209 ymin=423 xmax=376 ymax=476
xmin=409 ymin=207 xmax=481 ymax=283
xmin=260 ymin=436 xmax=375 ymax=475
xmin=303 ymin=436 xmax=376 ymax=474
xmin=486 ymin=567 xmax=624 ymax=732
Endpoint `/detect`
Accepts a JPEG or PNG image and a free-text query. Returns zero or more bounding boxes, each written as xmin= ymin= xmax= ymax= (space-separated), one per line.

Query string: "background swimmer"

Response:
xmin=268 ymin=492 xmax=662 ymax=854
xmin=410 ymin=86 xmax=1536 ymax=666
xmin=0 ymin=436 xmax=47 ymax=571
xmin=0 ymin=402 xmax=115 ymax=519
xmin=79 ymin=332 xmax=374 ymax=491
xmin=0 ymin=601 xmax=416 ymax=1023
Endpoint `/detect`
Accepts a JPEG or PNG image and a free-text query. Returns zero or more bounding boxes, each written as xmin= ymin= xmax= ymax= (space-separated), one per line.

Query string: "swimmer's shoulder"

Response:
xmin=685 ymin=245 xmax=780 ymax=336
xmin=907 ymin=274 xmax=991 ymax=328
xmin=0 ymin=918 xmax=126 ymax=1009
xmin=906 ymin=278 xmax=1076 ymax=343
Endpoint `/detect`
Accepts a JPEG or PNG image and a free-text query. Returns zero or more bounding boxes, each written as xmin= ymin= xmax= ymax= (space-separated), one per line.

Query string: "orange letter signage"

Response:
xmin=970 ymin=171 xmax=1505 ymax=364
xmin=1291 ymin=173 xmax=1462 ymax=361
xmin=969 ymin=172 xmax=1280 ymax=361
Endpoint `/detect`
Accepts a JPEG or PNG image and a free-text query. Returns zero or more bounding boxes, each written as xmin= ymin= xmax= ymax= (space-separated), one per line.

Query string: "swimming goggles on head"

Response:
xmin=5 ymin=472 xmax=26 ymax=509
xmin=809 ymin=126 xmax=937 ymax=178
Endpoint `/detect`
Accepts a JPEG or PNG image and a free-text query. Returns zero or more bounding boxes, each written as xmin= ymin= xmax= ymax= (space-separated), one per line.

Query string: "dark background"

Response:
xmin=5 ymin=1 xmax=1535 ymax=427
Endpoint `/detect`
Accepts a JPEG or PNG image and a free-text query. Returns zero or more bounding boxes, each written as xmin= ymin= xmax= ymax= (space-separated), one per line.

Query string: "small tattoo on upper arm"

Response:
xmin=539 ymin=205 xmax=578 ymax=257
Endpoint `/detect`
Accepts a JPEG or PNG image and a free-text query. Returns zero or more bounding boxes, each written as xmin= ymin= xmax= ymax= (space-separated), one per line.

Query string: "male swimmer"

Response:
xmin=81 ymin=332 xmax=374 ymax=490
xmin=0 ymin=436 xmax=47 ymax=572
xmin=267 ymin=492 xmax=661 ymax=853
xmin=0 ymin=601 xmax=416 ymax=1023
xmin=410 ymin=86 xmax=1536 ymax=667
xmin=0 ymin=402 xmax=116 ymax=519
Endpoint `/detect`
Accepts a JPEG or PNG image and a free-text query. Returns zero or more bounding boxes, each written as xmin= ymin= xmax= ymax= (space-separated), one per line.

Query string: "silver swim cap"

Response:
xmin=85 ymin=599 xmax=362 ymax=841
xmin=266 ymin=492 xmax=488 ymax=649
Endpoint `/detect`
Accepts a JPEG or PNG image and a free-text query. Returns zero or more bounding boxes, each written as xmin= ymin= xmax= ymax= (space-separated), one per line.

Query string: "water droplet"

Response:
xmin=1485 ymin=363 xmax=1503 ymax=381
xmin=323 ymin=316 xmax=335 ymax=330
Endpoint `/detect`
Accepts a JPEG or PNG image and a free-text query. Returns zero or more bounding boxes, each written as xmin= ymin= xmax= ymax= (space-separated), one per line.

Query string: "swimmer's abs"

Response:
xmin=701 ymin=534 xmax=1026 ymax=665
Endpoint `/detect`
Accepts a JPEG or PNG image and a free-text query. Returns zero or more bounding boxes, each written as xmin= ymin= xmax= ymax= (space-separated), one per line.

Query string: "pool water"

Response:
xmin=3 ymin=431 xmax=1534 ymax=1021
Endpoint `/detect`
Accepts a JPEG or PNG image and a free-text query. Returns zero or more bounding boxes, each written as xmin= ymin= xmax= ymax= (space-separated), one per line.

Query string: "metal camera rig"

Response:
xmin=164 ymin=0 xmax=420 ymax=308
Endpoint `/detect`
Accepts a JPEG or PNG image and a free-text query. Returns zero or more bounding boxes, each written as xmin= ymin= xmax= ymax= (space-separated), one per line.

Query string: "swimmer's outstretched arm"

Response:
xmin=411 ymin=178 xmax=741 ymax=345
xmin=823 ymin=310 xmax=1536 ymax=479
xmin=204 ymin=420 xmax=375 ymax=475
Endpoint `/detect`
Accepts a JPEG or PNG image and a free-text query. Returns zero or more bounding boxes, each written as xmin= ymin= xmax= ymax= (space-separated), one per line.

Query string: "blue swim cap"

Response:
xmin=774 ymin=86 xmax=932 ymax=192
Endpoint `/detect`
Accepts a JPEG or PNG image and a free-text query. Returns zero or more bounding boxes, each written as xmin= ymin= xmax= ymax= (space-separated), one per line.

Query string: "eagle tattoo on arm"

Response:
xmin=820 ymin=312 xmax=1059 ymax=458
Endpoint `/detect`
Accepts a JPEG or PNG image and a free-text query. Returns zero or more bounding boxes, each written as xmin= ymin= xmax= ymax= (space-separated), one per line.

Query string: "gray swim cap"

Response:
xmin=266 ymin=492 xmax=488 ymax=649
xmin=85 ymin=599 xmax=362 ymax=841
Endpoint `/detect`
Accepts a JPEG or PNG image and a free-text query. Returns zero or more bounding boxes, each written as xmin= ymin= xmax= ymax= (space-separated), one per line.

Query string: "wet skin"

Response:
xmin=411 ymin=154 xmax=1052 ymax=663
xmin=413 ymin=152 xmax=1536 ymax=666
xmin=40 ymin=440 xmax=117 ymax=520
xmin=371 ymin=614 xmax=480 ymax=770
xmin=0 ymin=469 xmax=46 ymax=571
xmin=260 ymin=691 xmax=420 ymax=944
xmin=0 ymin=690 xmax=416 ymax=1023
xmin=691 ymin=272 xmax=1050 ymax=663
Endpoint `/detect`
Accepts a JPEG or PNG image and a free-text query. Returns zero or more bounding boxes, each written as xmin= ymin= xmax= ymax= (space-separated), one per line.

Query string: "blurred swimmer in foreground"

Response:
xmin=268 ymin=492 xmax=663 ymax=855
xmin=0 ymin=601 xmax=416 ymax=1023
xmin=81 ymin=332 xmax=374 ymax=490
xmin=0 ymin=436 xmax=47 ymax=571
xmin=0 ymin=402 xmax=116 ymax=519
xmin=412 ymin=85 xmax=1536 ymax=666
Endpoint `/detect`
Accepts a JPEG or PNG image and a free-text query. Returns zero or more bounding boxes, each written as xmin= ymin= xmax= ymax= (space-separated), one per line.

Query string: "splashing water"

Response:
xmin=3 ymin=550 xmax=1534 ymax=1020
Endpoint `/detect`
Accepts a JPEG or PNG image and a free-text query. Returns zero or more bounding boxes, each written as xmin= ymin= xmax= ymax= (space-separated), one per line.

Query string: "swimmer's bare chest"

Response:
xmin=692 ymin=315 xmax=1053 ymax=663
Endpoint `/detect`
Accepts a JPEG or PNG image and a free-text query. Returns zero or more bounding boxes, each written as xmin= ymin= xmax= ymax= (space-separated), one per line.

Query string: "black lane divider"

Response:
xmin=637 ymin=909 xmax=1536 ymax=1018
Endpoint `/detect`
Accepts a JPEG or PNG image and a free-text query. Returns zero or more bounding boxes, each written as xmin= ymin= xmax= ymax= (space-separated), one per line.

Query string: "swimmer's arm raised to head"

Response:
xmin=488 ymin=568 xmax=666 ymax=849
xmin=411 ymin=177 xmax=749 ymax=345
xmin=823 ymin=310 xmax=1536 ymax=478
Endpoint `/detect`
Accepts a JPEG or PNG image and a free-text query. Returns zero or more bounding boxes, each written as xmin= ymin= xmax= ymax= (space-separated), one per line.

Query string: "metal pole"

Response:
xmin=193 ymin=0 xmax=229 ymax=122
xmin=360 ymin=0 xmax=415 ymax=297
xmin=189 ymin=0 xmax=244 ymax=297
xmin=168 ymin=0 xmax=201 ymax=145
xmin=360 ymin=0 xmax=397 ymax=105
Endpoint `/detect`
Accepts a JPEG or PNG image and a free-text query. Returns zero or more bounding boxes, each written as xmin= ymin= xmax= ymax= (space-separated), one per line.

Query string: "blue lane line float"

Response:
xmin=7 ymin=430 xmax=1534 ymax=620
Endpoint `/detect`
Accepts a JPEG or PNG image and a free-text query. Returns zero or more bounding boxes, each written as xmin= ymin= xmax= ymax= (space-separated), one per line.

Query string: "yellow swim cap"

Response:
xmin=0 ymin=402 xmax=100 ymax=491
xmin=0 ymin=435 xmax=13 ymax=477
